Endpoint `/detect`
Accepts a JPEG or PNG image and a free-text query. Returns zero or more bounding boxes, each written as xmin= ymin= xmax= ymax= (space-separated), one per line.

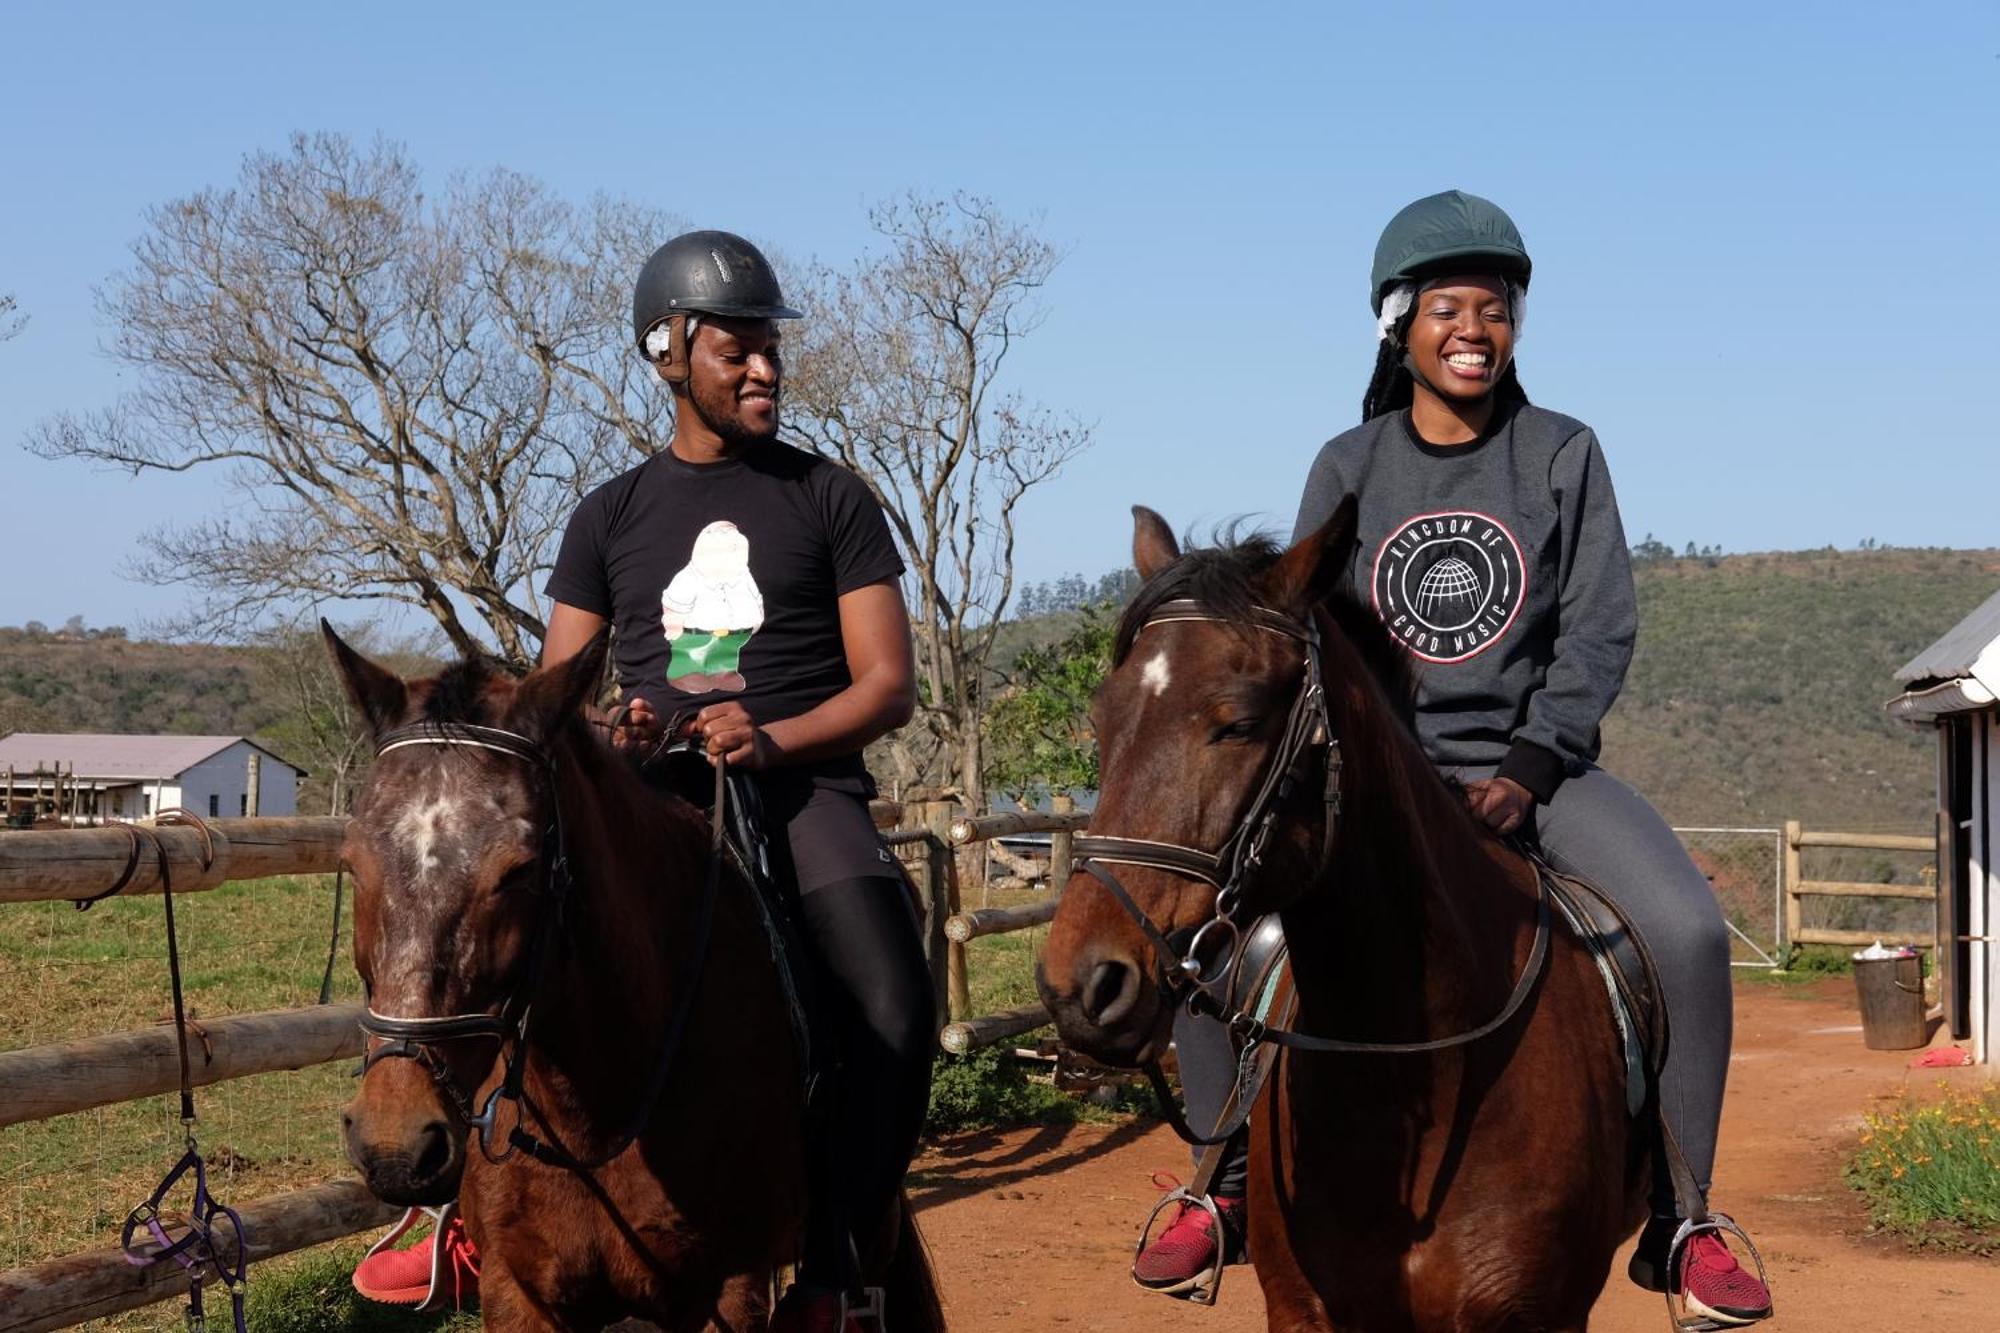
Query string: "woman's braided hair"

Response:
xmin=1362 ymin=281 xmax=1531 ymax=423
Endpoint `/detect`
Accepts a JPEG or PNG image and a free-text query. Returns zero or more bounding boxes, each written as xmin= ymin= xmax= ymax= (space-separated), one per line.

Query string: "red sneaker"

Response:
xmin=352 ymin=1206 xmax=481 ymax=1311
xmin=1132 ymin=1194 xmax=1244 ymax=1297
xmin=769 ymin=1283 xmax=866 ymax=1333
xmin=1678 ymin=1231 xmax=1772 ymax=1326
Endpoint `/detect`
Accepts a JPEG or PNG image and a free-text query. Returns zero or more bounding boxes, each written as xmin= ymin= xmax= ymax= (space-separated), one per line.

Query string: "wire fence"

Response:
xmin=1673 ymin=827 xmax=1785 ymax=967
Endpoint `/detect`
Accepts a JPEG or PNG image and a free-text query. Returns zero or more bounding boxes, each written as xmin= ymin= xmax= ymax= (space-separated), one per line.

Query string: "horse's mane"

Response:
xmin=1115 ymin=530 xmax=1418 ymax=724
xmin=418 ymin=656 xmax=504 ymax=723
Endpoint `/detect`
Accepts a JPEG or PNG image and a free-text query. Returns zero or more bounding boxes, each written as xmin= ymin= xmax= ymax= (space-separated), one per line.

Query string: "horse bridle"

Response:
xmin=1071 ymin=596 xmax=1552 ymax=1138
xmin=355 ymin=720 xmax=725 ymax=1171
xmin=1071 ymin=599 xmax=1341 ymax=1010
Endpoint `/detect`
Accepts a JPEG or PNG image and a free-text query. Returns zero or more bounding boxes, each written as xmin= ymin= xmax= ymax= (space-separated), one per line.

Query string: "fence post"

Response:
xmin=1049 ymin=792 xmax=1076 ymax=886
xmin=1782 ymin=819 xmax=1802 ymax=963
xmin=905 ymin=789 xmax=971 ymax=1024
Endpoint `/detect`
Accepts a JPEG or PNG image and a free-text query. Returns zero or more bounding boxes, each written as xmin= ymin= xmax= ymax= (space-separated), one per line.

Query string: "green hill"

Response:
xmin=4 ymin=546 xmax=1995 ymax=832
xmin=1601 ymin=547 xmax=2000 ymax=831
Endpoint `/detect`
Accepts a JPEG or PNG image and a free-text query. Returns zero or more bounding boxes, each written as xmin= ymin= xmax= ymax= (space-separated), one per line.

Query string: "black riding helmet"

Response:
xmin=1370 ymin=190 xmax=1531 ymax=315
xmin=631 ymin=230 xmax=801 ymax=378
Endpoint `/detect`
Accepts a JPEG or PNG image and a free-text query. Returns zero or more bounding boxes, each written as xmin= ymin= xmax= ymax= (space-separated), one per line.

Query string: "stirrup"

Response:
xmin=1664 ymin=1212 xmax=1773 ymax=1331
xmin=1132 ymin=1187 xmax=1223 ymax=1307
xmin=360 ymin=1202 xmax=463 ymax=1314
xmin=844 ymin=1285 xmax=888 ymax=1329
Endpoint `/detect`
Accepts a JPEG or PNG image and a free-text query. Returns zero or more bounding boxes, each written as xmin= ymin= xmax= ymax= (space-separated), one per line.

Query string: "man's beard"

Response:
xmin=687 ymin=382 xmax=781 ymax=447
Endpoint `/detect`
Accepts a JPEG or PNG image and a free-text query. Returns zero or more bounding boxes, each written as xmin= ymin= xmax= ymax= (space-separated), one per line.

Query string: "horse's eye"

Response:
xmin=498 ymin=863 xmax=541 ymax=893
xmin=1211 ymin=717 xmax=1263 ymax=744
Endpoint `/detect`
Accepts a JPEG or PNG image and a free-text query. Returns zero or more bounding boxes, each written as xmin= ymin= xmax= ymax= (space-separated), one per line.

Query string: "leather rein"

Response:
xmin=355 ymin=721 xmax=725 ymax=1172
xmin=1070 ymin=598 xmax=1552 ymax=1144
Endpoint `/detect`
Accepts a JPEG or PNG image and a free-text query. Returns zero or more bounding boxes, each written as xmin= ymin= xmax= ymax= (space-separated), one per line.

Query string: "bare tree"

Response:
xmin=29 ymin=134 xmax=676 ymax=667
xmin=0 ymin=293 xmax=22 ymax=341
xmin=252 ymin=618 xmax=437 ymax=814
xmin=789 ymin=194 xmax=1090 ymax=812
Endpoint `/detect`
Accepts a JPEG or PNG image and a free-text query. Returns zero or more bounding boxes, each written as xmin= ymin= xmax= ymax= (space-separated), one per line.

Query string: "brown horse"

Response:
xmin=327 ymin=628 xmax=944 ymax=1330
xmin=1037 ymin=504 xmax=1648 ymax=1332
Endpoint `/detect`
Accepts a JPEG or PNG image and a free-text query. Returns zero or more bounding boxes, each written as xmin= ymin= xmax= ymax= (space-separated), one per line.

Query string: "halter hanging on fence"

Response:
xmin=77 ymin=811 xmax=250 ymax=1333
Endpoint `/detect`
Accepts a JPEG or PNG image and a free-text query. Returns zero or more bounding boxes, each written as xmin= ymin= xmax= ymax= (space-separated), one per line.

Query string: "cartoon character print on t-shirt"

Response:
xmin=660 ymin=520 xmax=765 ymax=694
xmin=1370 ymin=510 xmax=1527 ymax=664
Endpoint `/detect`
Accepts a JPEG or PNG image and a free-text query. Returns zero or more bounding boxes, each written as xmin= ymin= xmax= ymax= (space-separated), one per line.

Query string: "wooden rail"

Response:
xmin=1783 ymin=820 xmax=1938 ymax=954
xmin=944 ymin=899 xmax=1059 ymax=943
xmin=0 ymin=816 xmax=346 ymax=904
xmin=0 ymin=1181 xmax=397 ymax=1333
xmin=940 ymin=1003 xmax=1054 ymax=1056
xmin=947 ymin=810 xmax=1090 ymax=845
xmin=0 ymin=1005 xmax=364 ymax=1129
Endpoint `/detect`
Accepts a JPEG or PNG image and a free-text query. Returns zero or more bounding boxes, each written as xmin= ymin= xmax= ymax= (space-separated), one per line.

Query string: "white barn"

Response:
xmin=0 ymin=734 xmax=302 ymax=824
xmin=1886 ymin=588 xmax=2000 ymax=1064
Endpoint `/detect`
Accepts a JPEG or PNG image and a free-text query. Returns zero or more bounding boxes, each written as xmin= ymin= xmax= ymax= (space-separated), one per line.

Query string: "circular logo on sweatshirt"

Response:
xmin=1370 ymin=510 xmax=1527 ymax=664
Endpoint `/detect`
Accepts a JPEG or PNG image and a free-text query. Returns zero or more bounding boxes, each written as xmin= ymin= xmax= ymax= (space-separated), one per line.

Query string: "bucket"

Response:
xmin=1852 ymin=953 xmax=1927 ymax=1050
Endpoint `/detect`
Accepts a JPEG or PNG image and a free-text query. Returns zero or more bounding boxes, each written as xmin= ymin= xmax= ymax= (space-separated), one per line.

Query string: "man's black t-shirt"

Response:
xmin=546 ymin=441 xmax=904 ymax=750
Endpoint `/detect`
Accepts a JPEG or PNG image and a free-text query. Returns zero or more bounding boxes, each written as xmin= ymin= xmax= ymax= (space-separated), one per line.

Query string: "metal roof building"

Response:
xmin=0 ymin=733 xmax=301 ymax=825
xmin=1886 ymin=591 xmax=2000 ymax=1063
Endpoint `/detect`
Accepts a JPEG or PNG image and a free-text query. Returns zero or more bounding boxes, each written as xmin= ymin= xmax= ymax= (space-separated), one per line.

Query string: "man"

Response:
xmin=353 ymin=230 xmax=934 ymax=1332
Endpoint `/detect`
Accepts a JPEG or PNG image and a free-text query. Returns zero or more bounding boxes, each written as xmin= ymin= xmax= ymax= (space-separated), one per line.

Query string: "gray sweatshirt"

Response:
xmin=1291 ymin=403 xmax=1636 ymax=801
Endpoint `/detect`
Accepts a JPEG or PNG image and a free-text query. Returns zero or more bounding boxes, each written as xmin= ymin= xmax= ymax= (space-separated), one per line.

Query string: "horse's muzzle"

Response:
xmin=343 ymin=1065 xmax=467 ymax=1207
xmin=1036 ymin=946 xmax=1168 ymax=1068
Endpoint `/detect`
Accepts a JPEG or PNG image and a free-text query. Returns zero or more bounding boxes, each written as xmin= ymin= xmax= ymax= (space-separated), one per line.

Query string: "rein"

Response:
xmin=356 ymin=721 xmax=726 ymax=1173
xmin=1072 ymin=598 xmax=1552 ymax=1146
xmin=75 ymin=812 xmax=250 ymax=1333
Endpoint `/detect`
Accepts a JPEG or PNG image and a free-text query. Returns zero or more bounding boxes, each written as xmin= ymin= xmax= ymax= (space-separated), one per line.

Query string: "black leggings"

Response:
xmin=796 ymin=876 xmax=936 ymax=1285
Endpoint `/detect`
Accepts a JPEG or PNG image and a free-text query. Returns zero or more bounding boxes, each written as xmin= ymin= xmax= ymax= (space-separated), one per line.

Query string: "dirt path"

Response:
xmin=910 ymin=978 xmax=1998 ymax=1331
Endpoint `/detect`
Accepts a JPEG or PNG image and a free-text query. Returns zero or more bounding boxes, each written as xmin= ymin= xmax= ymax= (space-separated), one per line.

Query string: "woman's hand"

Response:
xmin=1464 ymin=777 xmax=1533 ymax=835
xmin=696 ymin=700 xmax=775 ymax=770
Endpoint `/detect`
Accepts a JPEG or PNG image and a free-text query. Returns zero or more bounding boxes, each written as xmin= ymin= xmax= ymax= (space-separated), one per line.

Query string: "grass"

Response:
xmin=1 ymin=864 xmax=1147 ymax=1329
xmin=0 ymin=872 xmax=366 ymax=1330
xmin=1844 ymin=1084 xmax=2000 ymax=1254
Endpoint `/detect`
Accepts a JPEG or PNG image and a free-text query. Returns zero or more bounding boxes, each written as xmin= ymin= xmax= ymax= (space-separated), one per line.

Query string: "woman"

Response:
xmin=1134 ymin=190 xmax=1772 ymax=1328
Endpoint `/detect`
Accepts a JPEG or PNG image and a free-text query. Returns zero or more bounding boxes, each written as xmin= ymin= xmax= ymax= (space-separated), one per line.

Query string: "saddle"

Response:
xmin=1532 ymin=854 xmax=1668 ymax=1119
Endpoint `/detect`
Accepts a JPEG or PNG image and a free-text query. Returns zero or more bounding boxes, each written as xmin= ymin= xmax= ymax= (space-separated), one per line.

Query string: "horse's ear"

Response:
xmin=322 ymin=619 xmax=408 ymax=740
xmin=1267 ymin=495 xmax=1360 ymax=614
xmin=509 ymin=629 xmax=612 ymax=743
xmin=1132 ymin=506 xmax=1180 ymax=580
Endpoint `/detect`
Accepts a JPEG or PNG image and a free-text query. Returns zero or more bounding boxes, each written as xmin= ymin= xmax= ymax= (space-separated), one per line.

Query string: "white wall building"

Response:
xmin=0 ymin=734 xmax=302 ymax=824
xmin=1886 ymin=588 xmax=2000 ymax=1064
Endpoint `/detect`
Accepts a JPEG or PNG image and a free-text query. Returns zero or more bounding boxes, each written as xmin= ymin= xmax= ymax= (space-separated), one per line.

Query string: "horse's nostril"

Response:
xmin=1083 ymin=957 xmax=1138 ymax=1026
xmin=412 ymin=1120 xmax=453 ymax=1183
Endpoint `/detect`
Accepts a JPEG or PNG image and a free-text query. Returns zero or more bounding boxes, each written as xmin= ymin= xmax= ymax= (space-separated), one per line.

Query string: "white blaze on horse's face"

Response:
xmin=1140 ymin=650 xmax=1172 ymax=698
xmin=393 ymin=787 xmax=469 ymax=884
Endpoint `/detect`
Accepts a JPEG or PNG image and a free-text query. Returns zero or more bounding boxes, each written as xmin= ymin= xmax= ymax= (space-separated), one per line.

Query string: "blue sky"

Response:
xmin=2 ymin=3 xmax=1995 ymax=633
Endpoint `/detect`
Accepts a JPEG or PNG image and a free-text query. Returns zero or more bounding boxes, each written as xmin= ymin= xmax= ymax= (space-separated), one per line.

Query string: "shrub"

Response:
xmin=925 ymin=1049 xmax=1158 ymax=1133
xmin=1845 ymin=1085 xmax=2000 ymax=1253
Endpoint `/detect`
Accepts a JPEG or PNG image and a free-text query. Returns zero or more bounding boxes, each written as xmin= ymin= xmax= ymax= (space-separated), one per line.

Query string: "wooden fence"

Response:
xmin=2 ymin=807 xmax=1935 ymax=1325
xmin=1781 ymin=820 xmax=1937 ymax=953
xmin=0 ymin=816 xmax=392 ymax=1332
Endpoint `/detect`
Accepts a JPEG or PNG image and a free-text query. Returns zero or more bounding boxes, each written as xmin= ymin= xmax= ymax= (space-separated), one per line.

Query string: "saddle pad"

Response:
xmin=1538 ymin=862 xmax=1666 ymax=1118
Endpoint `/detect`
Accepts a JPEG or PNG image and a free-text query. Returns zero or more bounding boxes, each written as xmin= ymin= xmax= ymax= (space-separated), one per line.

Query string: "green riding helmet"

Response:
xmin=1370 ymin=190 xmax=1532 ymax=315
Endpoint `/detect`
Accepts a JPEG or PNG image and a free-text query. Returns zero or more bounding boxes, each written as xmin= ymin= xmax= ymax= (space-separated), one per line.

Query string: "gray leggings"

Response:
xmin=1175 ymin=764 xmax=1733 ymax=1216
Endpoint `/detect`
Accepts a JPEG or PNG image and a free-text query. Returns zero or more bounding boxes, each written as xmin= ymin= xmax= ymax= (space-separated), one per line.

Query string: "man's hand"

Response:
xmin=1464 ymin=777 xmax=1533 ymax=835
xmin=604 ymin=696 xmax=664 ymax=753
xmin=697 ymin=700 xmax=775 ymax=770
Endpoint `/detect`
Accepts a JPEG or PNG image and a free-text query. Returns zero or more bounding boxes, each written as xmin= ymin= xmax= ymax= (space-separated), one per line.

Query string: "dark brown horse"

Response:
xmin=1038 ymin=504 xmax=1647 ymax=1332
xmin=327 ymin=628 xmax=943 ymax=1330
